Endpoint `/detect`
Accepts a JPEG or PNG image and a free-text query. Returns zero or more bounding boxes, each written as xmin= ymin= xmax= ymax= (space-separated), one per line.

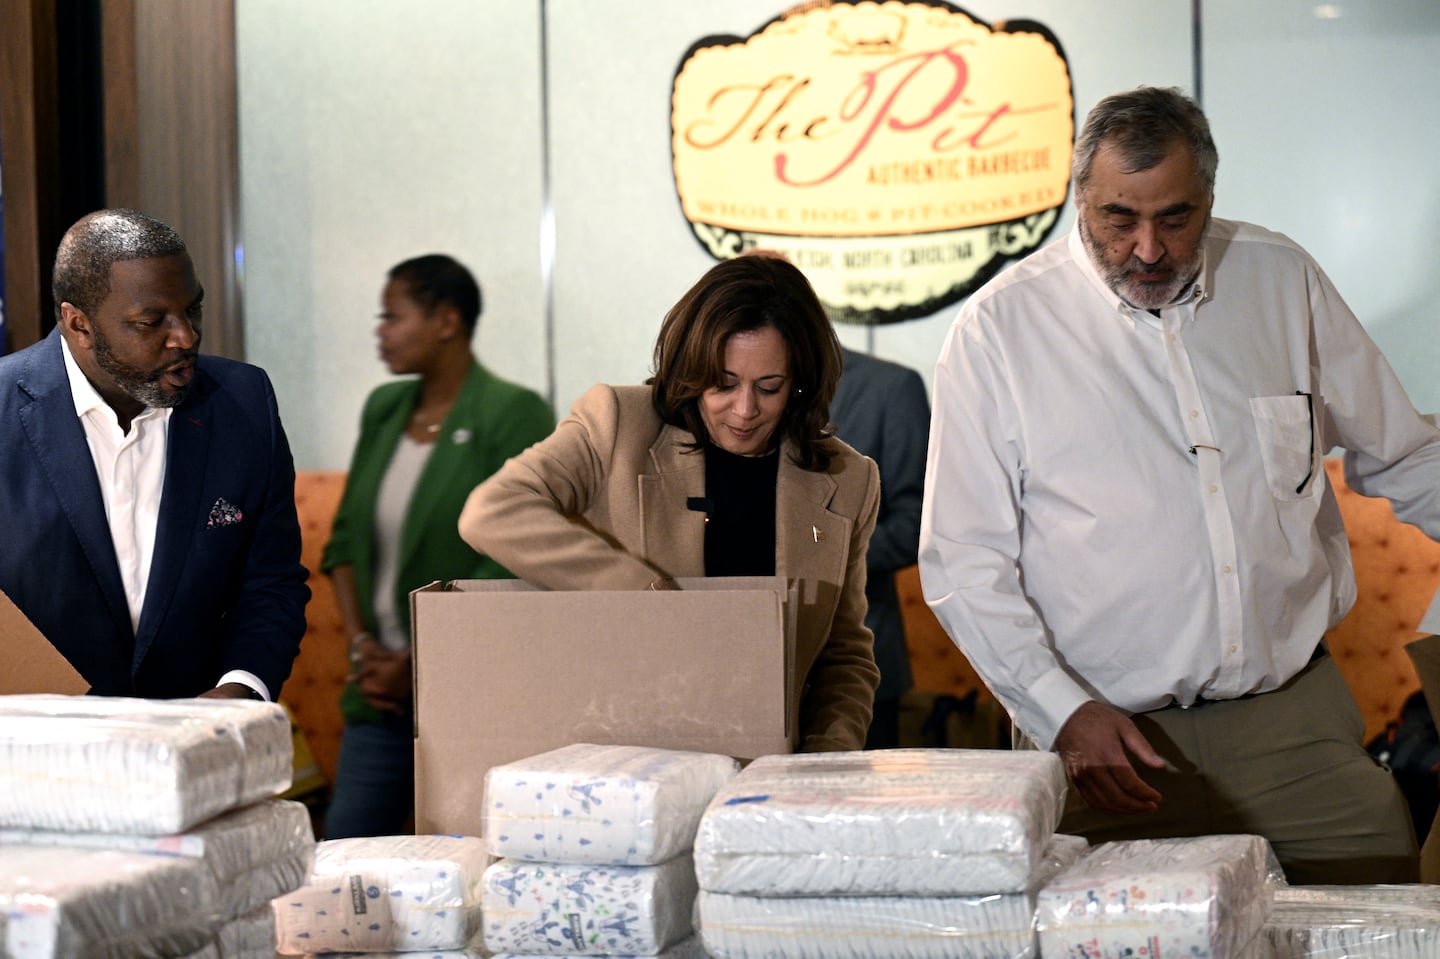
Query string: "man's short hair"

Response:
xmin=387 ymin=254 xmax=482 ymax=338
xmin=1071 ymin=86 xmax=1219 ymax=198
xmin=52 ymin=209 xmax=188 ymax=321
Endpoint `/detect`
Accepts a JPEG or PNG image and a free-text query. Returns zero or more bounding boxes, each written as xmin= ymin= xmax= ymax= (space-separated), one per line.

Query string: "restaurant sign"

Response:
xmin=672 ymin=1 xmax=1073 ymax=324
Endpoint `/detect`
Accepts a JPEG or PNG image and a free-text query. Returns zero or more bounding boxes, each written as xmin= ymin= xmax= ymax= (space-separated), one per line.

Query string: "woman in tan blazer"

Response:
xmin=460 ymin=255 xmax=881 ymax=751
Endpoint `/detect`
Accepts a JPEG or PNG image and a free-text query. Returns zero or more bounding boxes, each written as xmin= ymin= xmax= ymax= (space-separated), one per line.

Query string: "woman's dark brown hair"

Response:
xmin=649 ymin=254 xmax=842 ymax=471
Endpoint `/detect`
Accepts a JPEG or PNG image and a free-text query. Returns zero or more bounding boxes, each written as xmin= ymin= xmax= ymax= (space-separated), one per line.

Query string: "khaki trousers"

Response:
xmin=1042 ymin=653 xmax=1418 ymax=884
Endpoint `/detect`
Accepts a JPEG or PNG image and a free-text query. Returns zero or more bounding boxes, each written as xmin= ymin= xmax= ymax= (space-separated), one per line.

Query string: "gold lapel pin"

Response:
xmin=812 ymin=525 xmax=825 ymax=543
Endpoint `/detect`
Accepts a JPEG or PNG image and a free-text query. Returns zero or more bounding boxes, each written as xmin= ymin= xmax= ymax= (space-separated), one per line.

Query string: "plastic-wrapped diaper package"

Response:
xmin=483 ymin=853 xmax=698 ymax=955
xmin=694 ymin=748 xmax=1067 ymax=896
xmin=0 ymin=844 xmax=216 ymax=959
xmin=1037 ymin=834 xmax=1274 ymax=959
xmin=1263 ymin=884 xmax=1440 ymax=958
xmin=295 ymin=945 xmax=486 ymax=959
xmin=484 ymin=743 xmax=740 ymax=866
xmin=489 ymin=934 xmax=710 ymax=959
xmin=273 ymin=834 xmax=488 ymax=955
xmin=289 ymin=931 xmax=488 ymax=958
xmin=338 ymin=937 xmax=706 ymax=959
xmin=0 ymin=693 xmax=292 ymax=835
xmin=172 ymin=905 xmax=278 ymax=959
xmin=213 ymin=904 xmax=279 ymax=958
xmin=1 ymin=798 xmax=315 ymax=921
xmin=697 ymin=834 xmax=1089 ymax=959
xmin=295 ymin=937 xmax=706 ymax=959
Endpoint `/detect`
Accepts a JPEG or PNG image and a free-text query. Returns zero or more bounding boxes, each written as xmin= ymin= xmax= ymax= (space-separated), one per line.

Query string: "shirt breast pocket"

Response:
xmin=1249 ymin=394 xmax=1317 ymax=502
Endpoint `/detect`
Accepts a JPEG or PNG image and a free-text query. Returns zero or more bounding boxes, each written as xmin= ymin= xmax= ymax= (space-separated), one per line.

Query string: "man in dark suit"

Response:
xmin=831 ymin=346 xmax=930 ymax=747
xmin=0 ymin=209 xmax=309 ymax=700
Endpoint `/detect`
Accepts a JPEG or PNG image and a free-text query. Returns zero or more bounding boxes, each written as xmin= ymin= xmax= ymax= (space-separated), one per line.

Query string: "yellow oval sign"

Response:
xmin=672 ymin=1 xmax=1073 ymax=324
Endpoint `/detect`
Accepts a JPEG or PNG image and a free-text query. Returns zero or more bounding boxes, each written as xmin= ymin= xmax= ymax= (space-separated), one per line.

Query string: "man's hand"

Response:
xmin=349 ymin=637 xmax=413 ymax=713
xmin=199 ymin=682 xmax=259 ymax=700
xmin=1054 ymin=701 xmax=1167 ymax=815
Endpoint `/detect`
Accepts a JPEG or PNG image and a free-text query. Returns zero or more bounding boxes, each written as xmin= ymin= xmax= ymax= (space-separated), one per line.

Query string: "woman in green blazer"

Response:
xmin=323 ymin=255 xmax=554 ymax=838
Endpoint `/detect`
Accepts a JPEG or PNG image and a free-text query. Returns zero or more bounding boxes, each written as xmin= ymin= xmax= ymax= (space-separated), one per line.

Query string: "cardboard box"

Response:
xmin=0 ymin=588 xmax=89 ymax=695
xmin=411 ymin=577 xmax=795 ymax=837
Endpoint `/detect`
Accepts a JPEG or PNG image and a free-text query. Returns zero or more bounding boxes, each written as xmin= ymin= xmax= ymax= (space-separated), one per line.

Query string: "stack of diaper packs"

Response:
xmin=693 ymin=748 xmax=1082 ymax=959
xmin=480 ymin=743 xmax=741 ymax=959
xmin=1262 ymin=883 xmax=1440 ymax=958
xmin=272 ymin=834 xmax=490 ymax=955
xmin=0 ymin=692 xmax=310 ymax=959
xmin=1036 ymin=833 xmax=1276 ymax=959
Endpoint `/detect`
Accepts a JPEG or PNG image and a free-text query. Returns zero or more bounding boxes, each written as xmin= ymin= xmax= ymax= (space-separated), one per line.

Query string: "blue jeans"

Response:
xmin=323 ymin=718 xmax=415 ymax=839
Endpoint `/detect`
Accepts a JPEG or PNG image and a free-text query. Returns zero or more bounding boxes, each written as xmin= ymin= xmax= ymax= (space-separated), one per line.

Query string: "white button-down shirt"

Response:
xmin=61 ymin=338 xmax=267 ymax=699
xmin=62 ymin=337 xmax=170 ymax=633
xmin=921 ymin=218 xmax=1440 ymax=748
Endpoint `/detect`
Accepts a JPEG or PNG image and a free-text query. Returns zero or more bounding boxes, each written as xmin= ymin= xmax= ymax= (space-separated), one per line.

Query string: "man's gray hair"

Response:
xmin=52 ymin=209 xmax=188 ymax=320
xmin=1071 ymin=86 xmax=1218 ymax=198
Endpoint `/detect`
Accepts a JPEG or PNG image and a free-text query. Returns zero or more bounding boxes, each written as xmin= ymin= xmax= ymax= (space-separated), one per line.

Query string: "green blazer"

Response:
xmin=324 ymin=359 xmax=554 ymax=724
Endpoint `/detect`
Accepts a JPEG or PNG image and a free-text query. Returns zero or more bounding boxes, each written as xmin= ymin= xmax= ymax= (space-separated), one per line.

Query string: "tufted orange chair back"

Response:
xmin=898 ymin=457 xmax=1440 ymax=743
xmin=1324 ymin=458 xmax=1440 ymax=741
xmin=285 ymin=471 xmax=350 ymax=786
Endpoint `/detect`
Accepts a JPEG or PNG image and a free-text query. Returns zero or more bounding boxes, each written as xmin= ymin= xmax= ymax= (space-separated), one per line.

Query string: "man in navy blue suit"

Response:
xmin=0 ymin=209 xmax=308 ymax=700
xmin=831 ymin=347 xmax=930 ymax=748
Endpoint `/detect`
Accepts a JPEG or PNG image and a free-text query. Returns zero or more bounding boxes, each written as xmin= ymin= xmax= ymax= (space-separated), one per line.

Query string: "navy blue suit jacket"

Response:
xmin=0 ymin=329 xmax=309 ymax=698
xmin=831 ymin=348 xmax=931 ymax=702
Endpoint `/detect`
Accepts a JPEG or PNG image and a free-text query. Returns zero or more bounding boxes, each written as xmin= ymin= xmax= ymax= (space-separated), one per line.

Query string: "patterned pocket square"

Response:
xmin=206 ymin=497 xmax=244 ymax=529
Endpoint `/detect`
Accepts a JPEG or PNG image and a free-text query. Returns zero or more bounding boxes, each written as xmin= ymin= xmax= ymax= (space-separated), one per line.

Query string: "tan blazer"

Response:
xmin=460 ymin=383 xmax=882 ymax=751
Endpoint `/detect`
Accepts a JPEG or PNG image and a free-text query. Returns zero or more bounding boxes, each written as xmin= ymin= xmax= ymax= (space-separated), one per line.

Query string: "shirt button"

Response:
xmin=1189 ymin=409 xmax=1199 ymax=418
xmin=1208 ymin=484 xmax=1219 ymax=493
xmin=1221 ymin=564 xmax=1233 ymax=574
xmin=1228 ymin=644 xmax=1238 ymax=654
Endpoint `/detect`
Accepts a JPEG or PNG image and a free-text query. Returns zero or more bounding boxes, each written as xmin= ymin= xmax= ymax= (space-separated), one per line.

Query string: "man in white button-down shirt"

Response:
xmin=921 ymin=87 xmax=1440 ymax=883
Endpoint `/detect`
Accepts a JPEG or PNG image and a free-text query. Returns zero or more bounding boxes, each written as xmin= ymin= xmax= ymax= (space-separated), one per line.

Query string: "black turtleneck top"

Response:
xmin=702 ymin=443 xmax=779 ymax=577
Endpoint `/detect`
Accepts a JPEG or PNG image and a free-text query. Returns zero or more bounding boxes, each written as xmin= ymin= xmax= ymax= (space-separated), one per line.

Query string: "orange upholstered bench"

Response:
xmin=284 ymin=471 xmax=350 ymax=788
xmin=1324 ymin=458 xmax=1440 ymax=742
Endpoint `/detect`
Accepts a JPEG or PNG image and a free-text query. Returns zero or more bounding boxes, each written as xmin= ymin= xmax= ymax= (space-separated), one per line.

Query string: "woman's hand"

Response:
xmin=348 ymin=637 xmax=414 ymax=712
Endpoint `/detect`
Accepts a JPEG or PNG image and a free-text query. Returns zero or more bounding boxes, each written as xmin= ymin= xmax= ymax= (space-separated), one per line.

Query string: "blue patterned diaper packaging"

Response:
xmin=273 ymin=835 xmax=489 ymax=954
xmin=1037 ymin=834 xmax=1274 ymax=959
xmin=482 ymin=854 xmax=697 ymax=955
xmin=488 ymin=934 xmax=708 ymax=959
xmin=484 ymin=744 xmax=739 ymax=866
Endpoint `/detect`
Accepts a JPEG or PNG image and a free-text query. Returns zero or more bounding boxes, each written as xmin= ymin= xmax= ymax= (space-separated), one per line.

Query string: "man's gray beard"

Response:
xmin=93 ymin=329 xmax=191 ymax=409
xmin=1080 ymin=216 xmax=1203 ymax=311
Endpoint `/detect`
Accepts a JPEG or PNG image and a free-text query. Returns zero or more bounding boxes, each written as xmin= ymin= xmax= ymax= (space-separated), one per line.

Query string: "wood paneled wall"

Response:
xmin=0 ymin=0 xmax=242 ymax=358
xmin=0 ymin=0 xmax=61 ymax=352
xmin=104 ymin=0 xmax=243 ymax=359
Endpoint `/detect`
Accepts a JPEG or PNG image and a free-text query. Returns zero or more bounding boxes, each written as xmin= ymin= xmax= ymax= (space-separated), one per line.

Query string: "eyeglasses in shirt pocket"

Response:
xmin=1249 ymin=394 xmax=1317 ymax=501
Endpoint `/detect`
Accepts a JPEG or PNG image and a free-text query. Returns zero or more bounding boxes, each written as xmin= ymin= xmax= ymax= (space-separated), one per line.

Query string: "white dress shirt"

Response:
xmin=61 ymin=339 xmax=267 ymax=699
xmin=921 ymin=218 xmax=1440 ymax=749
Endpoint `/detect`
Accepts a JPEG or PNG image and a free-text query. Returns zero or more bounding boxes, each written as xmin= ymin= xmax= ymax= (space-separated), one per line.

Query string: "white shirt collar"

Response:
xmin=59 ymin=335 xmax=171 ymax=432
xmin=1067 ymin=224 xmax=1210 ymax=324
xmin=60 ymin=334 xmax=112 ymax=421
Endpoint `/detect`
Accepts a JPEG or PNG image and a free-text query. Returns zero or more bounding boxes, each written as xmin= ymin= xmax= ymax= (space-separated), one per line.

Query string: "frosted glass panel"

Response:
xmin=237 ymin=0 xmax=546 ymax=471
xmin=1204 ymin=0 xmax=1440 ymax=416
